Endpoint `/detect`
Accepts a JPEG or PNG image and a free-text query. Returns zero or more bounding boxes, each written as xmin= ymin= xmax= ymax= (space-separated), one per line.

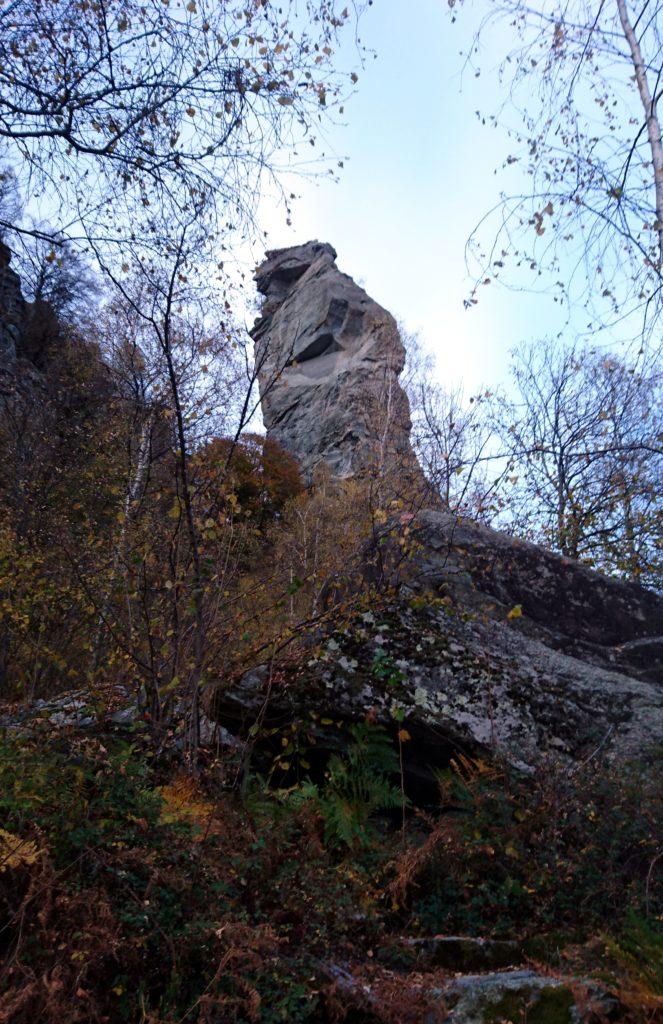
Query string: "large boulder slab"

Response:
xmin=325 ymin=963 xmax=620 ymax=1023
xmin=397 ymin=510 xmax=663 ymax=684
xmin=443 ymin=969 xmax=619 ymax=1022
xmin=214 ymin=510 xmax=662 ymax=776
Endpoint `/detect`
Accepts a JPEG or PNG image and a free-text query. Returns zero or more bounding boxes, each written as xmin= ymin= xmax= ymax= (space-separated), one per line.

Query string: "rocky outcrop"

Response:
xmin=251 ymin=241 xmax=422 ymax=485
xmin=0 ymin=241 xmax=24 ymax=370
xmin=442 ymin=969 xmax=619 ymax=1022
xmin=216 ymin=507 xmax=661 ymax=775
xmin=326 ymin=962 xmax=620 ymax=1023
xmin=236 ymin=243 xmax=663 ymax=775
xmin=399 ymin=510 xmax=663 ymax=684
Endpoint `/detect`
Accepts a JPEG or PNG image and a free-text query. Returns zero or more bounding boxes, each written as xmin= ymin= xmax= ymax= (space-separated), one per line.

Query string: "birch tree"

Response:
xmin=449 ymin=0 xmax=663 ymax=343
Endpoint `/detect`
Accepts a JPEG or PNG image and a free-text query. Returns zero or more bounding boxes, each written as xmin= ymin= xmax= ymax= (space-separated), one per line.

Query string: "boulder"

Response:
xmin=443 ymin=969 xmax=619 ymax=1023
xmin=324 ymin=963 xmax=619 ymax=1023
xmin=214 ymin=577 xmax=661 ymax=779
xmin=213 ymin=512 xmax=661 ymax=777
xmin=402 ymin=510 xmax=663 ymax=683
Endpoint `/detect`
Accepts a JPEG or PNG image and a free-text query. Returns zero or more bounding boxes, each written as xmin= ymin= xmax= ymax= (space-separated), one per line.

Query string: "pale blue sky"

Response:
xmin=254 ymin=0 xmax=569 ymax=393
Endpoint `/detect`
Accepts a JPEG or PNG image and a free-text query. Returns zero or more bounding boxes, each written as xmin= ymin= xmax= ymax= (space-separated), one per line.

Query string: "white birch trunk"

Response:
xmin=616 ymin=0 xmax=663 ymax=269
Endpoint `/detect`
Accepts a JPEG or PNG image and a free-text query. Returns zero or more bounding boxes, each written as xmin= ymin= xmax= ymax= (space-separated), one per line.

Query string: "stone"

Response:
xmin=214 ymin=584 xmax=661 ymax=780
xmin=0 ymin=689 xmax=243 ymax=752
xmin=225 ymin=240 xmax=663 ymax=777
xmin=213 ymin=510 xmax=661 ymax=775
xmin=323 ymin=963 xmax=619 ymax=1023
xmin=443 ymin=969 xmax=619 ymax=1023
xmin=219 ymin=455 xmax=661 ymax=778
xmin=400 ymin=510 xmax=663 ymax=683
xmin=251 ymin=240 xmax=423 ymax=485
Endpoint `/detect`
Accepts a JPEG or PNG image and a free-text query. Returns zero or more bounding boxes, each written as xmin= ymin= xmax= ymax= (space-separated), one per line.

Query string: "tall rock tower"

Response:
xmin=251 ymin=241 xmax=422 ymax=486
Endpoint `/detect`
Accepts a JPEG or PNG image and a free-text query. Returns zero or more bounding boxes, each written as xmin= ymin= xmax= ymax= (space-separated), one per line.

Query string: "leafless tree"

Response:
xmin=492 ymin=340 xmax=662 ymax=584
xmin=402 ymin=331 xmax=501 ymax=519
xmin=15 ymin=232 xmax=100 ymax=324
xmin=0 ymin=0 xmax=366 ymax=255
xmin=402 ymin=328 xmax=661 ymax=584
xmin=450 ymin=0 xmax=663 ymax=345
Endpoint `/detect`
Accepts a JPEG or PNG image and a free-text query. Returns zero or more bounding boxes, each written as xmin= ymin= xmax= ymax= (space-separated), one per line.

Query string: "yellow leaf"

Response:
xmin=507 ymin=604 xmax=523 ymax=620
xmin=158 ymin=775 xmax=216 ymax=839
xmin=0 ymin=829 xmax=40 ymax=872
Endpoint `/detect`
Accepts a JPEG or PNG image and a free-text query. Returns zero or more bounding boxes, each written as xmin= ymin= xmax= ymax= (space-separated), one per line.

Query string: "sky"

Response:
xmin=12 ymin=0 xmax=643 ymax=395
xmin=250 ymin=0 xmax=571 ymax=395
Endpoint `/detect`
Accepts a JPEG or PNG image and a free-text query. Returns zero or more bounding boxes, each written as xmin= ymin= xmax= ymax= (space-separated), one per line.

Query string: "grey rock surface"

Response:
xmin=324 ymin=963 xmax=618 ymax=1023
xmin=0 ymin=241 xmax=24 ymax=370
xmin=251 ymin=241 xmax=421 ymax=484
xmin=399 ymin=509 xmax=663 ymax=683
xmin=0 ymin=689 xmax=242 ymax=751
xmin=444 ymin=969 xmax=618 ymax=1023
xmin=215 ymin=509 xmax=662 ymax=774
xmin=237 ymin=240 xmax=663 ymax=773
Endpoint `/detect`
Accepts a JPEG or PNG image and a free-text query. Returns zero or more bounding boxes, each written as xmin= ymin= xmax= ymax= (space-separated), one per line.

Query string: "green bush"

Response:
xmin=265 ymin=722 xmax=404 ymax=849
xmin=0 ymin=732 xmax=389 ymax=1023
xmin=398 ymin=754 xmax=661 ymax=940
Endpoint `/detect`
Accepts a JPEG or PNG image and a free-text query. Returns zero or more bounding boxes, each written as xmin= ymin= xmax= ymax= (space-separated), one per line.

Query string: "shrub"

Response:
xmin=391 ymin=753 xmax=662 ymax=939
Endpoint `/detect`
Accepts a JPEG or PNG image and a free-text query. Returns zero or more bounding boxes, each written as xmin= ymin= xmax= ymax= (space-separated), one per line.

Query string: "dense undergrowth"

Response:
xmin=0 ymin=723 xmax=660 ymax=1023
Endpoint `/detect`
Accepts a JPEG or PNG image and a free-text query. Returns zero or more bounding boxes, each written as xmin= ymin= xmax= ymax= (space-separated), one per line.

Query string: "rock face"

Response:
xmin=251 ymin=241 xmax=421 ymax=484
xmin=0 ymin=242 xmax=24 ymax=371
xmin=216 ymin=497 xmax=661 ymax=778
xmin=326 ymin=962 xmax=619 ymax=1023
xmin=369 ymin=509 xmax=663 ymax=768
xmin=401 ymin=510 xmax=663 ymax=684
xmin=236 ymin=242 xmax=663 ymax=774
xmin=442 ymin=969 xmax=618 ymax=1023
xmin=217 ymin=532 xmax=662 ymax=778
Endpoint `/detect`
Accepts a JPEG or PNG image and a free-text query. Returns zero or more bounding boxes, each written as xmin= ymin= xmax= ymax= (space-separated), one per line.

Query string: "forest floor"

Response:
xmin=0 ymin=704 xmax=661 ymax=1023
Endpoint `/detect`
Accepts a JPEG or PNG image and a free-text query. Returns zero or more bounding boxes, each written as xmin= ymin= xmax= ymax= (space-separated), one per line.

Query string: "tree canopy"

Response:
xmin=450 ymin=0 xmax=663 ymax=346
xmin=0 ymin=0 xmax=363 ymax=254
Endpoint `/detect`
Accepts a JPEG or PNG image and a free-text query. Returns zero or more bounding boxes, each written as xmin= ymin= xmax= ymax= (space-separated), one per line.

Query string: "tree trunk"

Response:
xmin=92 ymin=406 xmax=156 ymax=677
xmin=162 ymin=323 xmax=204 ymax=769
xmin=616 ymin=0 xmax=663 ymax=269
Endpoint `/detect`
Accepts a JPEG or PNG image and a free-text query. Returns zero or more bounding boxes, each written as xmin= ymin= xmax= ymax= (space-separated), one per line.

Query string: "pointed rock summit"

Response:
xmin=251 ymin=241 xmax=422 ymax=485
xmin=242 ymin=241 xmax=663 ymax=770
